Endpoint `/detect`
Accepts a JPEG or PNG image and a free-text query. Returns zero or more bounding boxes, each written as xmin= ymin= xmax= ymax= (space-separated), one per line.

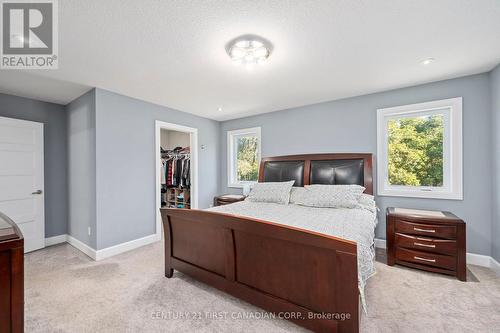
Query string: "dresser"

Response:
xmin=213 ymin=194 xmax=246 ymax=206
xmin=386 ymin=207 xmax=466 ymax=281
xmin=0 ymin=212 xmax=24 ymax=333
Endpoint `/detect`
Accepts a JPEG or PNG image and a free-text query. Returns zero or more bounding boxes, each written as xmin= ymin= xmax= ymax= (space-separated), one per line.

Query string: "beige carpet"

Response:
xmin=25 ymin=242 xmax=500 ymax=333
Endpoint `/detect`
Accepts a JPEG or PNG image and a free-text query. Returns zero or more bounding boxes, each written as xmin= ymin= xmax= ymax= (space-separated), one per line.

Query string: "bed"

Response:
xmin=161 ymin=153 xmax=374 ymax=333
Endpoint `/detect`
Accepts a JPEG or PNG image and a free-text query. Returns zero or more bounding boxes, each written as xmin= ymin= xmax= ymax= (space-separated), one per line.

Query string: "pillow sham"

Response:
xmin=289 ymin=187 xmax=307 ymax=205
xmin=293 ymin=184 xmax=365 ymax=208
xmin=356 ymin=193 xmax=377 ymax=212
xmin=247 ymin=180 xmax=295 ymax=205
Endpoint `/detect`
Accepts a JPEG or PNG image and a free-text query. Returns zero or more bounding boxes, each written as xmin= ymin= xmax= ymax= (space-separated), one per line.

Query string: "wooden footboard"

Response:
xmin=161 ymin=208 xmax=359 ymax=333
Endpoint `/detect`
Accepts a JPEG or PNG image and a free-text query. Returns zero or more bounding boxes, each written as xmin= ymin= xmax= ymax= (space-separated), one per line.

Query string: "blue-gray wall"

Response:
xmin=66 ymin=89 xmax=97 ymax=248
xmin=1 ymin=69 xmax=498 ymax=257
xmin=491 ymin=64 xmax=500 ymax=262
xmin=0 ymin=93 xmax=67 ymax=238
xmin=220 ymin=73 xmax=493 ymax=256
xmin=94 ymin=89 xmax=220 ymax=250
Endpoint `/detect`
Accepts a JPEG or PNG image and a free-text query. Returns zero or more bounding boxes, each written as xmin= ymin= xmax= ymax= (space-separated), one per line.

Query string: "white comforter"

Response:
xmin=207 ymin=200 xmax=378 ymax=305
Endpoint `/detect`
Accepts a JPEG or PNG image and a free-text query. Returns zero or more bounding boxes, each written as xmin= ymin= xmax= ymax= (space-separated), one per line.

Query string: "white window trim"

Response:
xmin=376 ymin=97 xmax=463 ymax=200
xmin=227 ymin=127 xmax=261 ymax=188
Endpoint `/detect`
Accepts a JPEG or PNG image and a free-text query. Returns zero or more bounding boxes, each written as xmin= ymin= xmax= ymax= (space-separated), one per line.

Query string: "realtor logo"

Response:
xmin=1 ymin=0 xmax=58 ymax=69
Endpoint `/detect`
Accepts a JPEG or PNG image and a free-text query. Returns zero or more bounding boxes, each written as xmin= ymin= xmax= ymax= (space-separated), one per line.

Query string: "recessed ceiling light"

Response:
xmin=421 ymin=58 xmax=435 ymax=65
xmin=217 ymin=107 xmax=223 ymax=112
xmin=227 ymin=35 xmax=272 ymax=68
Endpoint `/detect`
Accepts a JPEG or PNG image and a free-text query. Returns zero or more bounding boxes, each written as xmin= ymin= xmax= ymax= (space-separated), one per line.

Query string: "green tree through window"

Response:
xmin=387 ymin=115 xmax=444 ymax=187
xmin=236 ymin=136 xmax=259 ymax=181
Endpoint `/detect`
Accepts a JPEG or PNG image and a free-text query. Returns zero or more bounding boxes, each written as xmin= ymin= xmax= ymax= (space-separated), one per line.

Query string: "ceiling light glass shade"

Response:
xmin=256 ymin=57 xmax=267 ymax=64
xmin=253 ymin=47 xmax=268 ymax=57
xmin=232 ymin=58 xmax=243 ymax=66
xmin=235 ymin=40 xmax=250 ymax=48
xmin=227 ymin=37 xmax=271 ymax=67
xmin=230 ymin=48 xmax=246 ymax=58
xmin=250 ymin=40 xmax=263 ymax=48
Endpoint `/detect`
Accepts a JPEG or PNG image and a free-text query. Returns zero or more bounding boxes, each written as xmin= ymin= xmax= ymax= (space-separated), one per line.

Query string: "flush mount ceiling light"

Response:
xmin=421 ymin=57 xmax=436 ymax=65
xmin=226 ymin=35 xmax=272 ymax=68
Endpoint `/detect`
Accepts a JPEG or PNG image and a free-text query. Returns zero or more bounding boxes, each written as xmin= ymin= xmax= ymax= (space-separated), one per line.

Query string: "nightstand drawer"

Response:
xmin=396 ymin=247 xmax=456 ymax=271
xmin=395 ymin=233 xmax=456 ymax=255
xmin=395 ymin=220 xmax=456 ymax=239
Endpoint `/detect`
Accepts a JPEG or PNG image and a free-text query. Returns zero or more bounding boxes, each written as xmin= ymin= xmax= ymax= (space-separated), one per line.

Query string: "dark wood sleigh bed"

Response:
xmin=160 ymin=153 xmax=373 ymax=333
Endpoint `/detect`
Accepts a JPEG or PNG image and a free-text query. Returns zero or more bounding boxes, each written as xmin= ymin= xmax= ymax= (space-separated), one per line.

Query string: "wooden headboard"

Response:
xmin=258 ymin=153 xmax=373 ymax=194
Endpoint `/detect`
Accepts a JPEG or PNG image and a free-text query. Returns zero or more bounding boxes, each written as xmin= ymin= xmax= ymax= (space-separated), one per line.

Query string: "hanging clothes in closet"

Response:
xmin=160 ymin=147 xmax=191 ymax=208
xmin=163 ymin=148 xmax=190 ymax=188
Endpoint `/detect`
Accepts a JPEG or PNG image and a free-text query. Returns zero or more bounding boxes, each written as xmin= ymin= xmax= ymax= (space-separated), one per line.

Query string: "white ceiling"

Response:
xmin=1 ymin=0 xmax=499 ymax=121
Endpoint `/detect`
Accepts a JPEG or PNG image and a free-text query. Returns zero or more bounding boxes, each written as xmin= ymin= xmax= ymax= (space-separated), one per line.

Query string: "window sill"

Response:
xmin=377 ymin=189 xmax=463 ymax=200
xmin=227 ymin=182 xmax=257 ymax=189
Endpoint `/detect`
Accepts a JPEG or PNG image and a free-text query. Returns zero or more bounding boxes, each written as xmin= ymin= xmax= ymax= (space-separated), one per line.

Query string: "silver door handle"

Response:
xmin=32 ymin=190 xmax=43 ymax=195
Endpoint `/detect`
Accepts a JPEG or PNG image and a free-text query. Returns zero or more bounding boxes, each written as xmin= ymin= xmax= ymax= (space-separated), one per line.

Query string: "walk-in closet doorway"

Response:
xmin=155 ymin=121 xmax=198 ymax=239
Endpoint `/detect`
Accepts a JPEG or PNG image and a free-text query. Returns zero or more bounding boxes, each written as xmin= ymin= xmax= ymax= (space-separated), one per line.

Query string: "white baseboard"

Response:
xmin=490 ymin=257 xmax=500 ymax=275
xmin=67 ymin=235 xmax=97 ymax=260
xmin=375 ymin=237 xmax=500 ymax=273
xmin=95 ymin=233 xmax=160 ymax=261
xmin=49 ymin=233 xmax=161 ymax=261
xmin=466 ymin=252 xmax=492 ymax=267
xmin=45 ymin=234 xmax=498 ymax=273
xmin=45 ymin=234 xmax=68 ymax=246
xmin=374 ymin=238 xmax=386 ymax=249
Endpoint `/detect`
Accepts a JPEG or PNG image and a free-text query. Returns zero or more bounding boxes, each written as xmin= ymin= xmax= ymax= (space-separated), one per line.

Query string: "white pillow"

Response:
xmin=356 ymin=193 xmax=377 ymax=212
xmin=247 ymin=181 xmax=295 ymax=205
xmin=294 ymin=184 xmax=365 ymax=208
xmin=289 ymin=187 xmax=307 ymax=205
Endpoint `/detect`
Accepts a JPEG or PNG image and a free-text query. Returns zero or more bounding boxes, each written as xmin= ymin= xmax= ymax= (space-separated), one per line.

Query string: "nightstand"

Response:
xmin=386 ymin=207 xmax=466 ymax=281
xmin=214 ymin=194 xmax=246 ymax=206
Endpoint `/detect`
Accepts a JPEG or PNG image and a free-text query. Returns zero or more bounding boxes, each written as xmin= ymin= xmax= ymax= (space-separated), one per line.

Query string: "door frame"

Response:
xmin=155 ymin=120 xmax=198 ymax=239
xmin=0 ymin=116 xmax=45 ymax=252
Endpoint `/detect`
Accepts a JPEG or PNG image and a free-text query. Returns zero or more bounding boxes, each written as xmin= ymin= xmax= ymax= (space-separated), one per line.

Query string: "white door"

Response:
xmin=0 ymin=116 xmax=45 ymax=253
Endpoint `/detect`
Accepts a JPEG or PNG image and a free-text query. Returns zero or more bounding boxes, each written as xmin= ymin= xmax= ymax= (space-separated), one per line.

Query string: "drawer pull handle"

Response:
xmin=414 ymin=256 xmax=436 ymax=263
xmin=414 ymin=242 xmax=436 ymax=248
xmin=414 ymin=227 xmax=435 ymax=233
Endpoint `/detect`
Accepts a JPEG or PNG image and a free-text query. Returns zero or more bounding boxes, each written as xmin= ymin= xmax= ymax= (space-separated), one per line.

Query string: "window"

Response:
xmin=377 ymin=97 xmax=463 ymax=200
xmin=227 ymin=127 xmax=261 ymax=188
